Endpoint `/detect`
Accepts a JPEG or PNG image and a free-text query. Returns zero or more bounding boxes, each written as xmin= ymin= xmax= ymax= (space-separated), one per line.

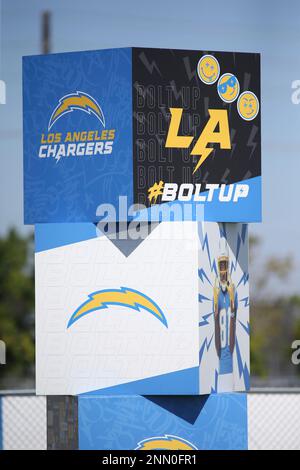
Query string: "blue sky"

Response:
xmin=0 ymin=0 xmax=299 ymax=292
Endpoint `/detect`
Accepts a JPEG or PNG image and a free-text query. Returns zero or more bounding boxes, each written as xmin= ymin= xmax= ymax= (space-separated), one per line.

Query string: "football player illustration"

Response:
xmin=213 ymin=238 xmax=237 ymax=392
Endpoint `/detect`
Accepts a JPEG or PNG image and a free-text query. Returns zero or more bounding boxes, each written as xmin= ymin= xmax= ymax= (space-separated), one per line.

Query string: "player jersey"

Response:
xmin=217 ymin=287 xmax=237 ymax=375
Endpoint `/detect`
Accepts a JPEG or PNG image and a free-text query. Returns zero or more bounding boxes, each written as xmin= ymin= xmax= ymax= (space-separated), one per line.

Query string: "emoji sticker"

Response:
xmin=237 ymin=91 xmax=259 ymax=121
xmin=217 ymin=73 xmax=240 ymax=103
xmin=198 ymin=55 xmax=220 ymax=85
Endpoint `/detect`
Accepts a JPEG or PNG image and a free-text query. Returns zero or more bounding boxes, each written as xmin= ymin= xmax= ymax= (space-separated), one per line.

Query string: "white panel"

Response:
xmin=35 ymin=222 xmax=199 ymax=395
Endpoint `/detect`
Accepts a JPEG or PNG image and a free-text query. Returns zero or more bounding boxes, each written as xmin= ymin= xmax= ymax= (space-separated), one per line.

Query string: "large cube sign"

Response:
xmin=23 ymin=47 xmax=261 ymax=224
xmin=34 ymin=222 xmax=249 ymax=396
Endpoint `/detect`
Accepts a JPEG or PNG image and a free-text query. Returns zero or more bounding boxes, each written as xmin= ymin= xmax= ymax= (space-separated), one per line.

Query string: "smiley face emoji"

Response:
xmin=197 ymin=55 xmax=220 ymax=85
xmin=237 ymin=91 xmax=259 ymax=121
xmin=217 ymin=73 xmax=240 ymax=103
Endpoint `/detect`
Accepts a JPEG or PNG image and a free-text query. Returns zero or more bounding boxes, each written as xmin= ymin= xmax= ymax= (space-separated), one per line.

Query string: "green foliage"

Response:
xmin=250 ymin=235 xmax=300 ymax=381
xmin=0 ymin=229 xmax=35 ymax=386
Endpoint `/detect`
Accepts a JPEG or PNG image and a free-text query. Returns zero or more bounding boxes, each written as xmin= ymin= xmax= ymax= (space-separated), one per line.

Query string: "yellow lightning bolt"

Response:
xmin=191 ymin=109 xmax=231 ymax=174
xmin=136 ymin=436 xmax=197 ymax=450
xmin=67 ymin=287 xmax=168 ymax=328
xmin=192 ymin=147 xmax=214 ymax=174
xmin=48 ymin=92 xmax=105 ymax=130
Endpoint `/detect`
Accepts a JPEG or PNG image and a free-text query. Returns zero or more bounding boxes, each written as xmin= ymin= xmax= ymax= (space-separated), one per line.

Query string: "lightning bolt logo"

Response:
xmin=166 ymin=108 xmax=231 ymax=174
xmin=48 ymin=91 xmax=105 ymax=131
xmin=135 ymin=435 xmax=198 ymax=450
xmin=191 ymin=109 xmax=231 ymax=173
xmin=139 ymin=51 xmax=162 ymax=76
xmin=67 ymin=287 xmax=168 ymax=328
xmin=246 ymin=125 xmax=258 ymax=159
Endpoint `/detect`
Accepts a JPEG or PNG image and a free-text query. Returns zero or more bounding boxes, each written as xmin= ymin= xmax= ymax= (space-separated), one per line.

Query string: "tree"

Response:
xmin=250 ymin=235 xmax=300 ymax=383
xmin=0 ymin=229 xmax=35 ymax=388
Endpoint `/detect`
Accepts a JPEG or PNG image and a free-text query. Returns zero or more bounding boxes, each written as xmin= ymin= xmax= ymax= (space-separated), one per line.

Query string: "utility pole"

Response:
xmin=41 ymin=11 xmax=51 ymax=54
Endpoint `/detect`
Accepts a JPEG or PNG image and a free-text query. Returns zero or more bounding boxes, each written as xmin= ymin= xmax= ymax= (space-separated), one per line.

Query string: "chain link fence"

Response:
xmin=248 ymin=390 xmax=300 ymax=450
xmin=0 ymin=392 xmax=46 ymax=450
xmin=0 ymin=391 xmax=300 ymax=450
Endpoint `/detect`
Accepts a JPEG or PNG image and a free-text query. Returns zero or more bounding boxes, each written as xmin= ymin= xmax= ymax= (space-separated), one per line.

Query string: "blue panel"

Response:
xmin=80 ymin=367 xmax=199 ymax=396
xmin=78 ymin=393 xmax=248 ymax=450
xmin=145 ymin=395 xmax=209 ymax=425
xmin=35 ymin=223 xmax=98 ymax=252
xmin=134 ymin=176 xmax=261 ymax=222
xmin=204 ymin=176 xmax=262 ymax=222
xmin=23 ymin=48 xmax=133 ymax=223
